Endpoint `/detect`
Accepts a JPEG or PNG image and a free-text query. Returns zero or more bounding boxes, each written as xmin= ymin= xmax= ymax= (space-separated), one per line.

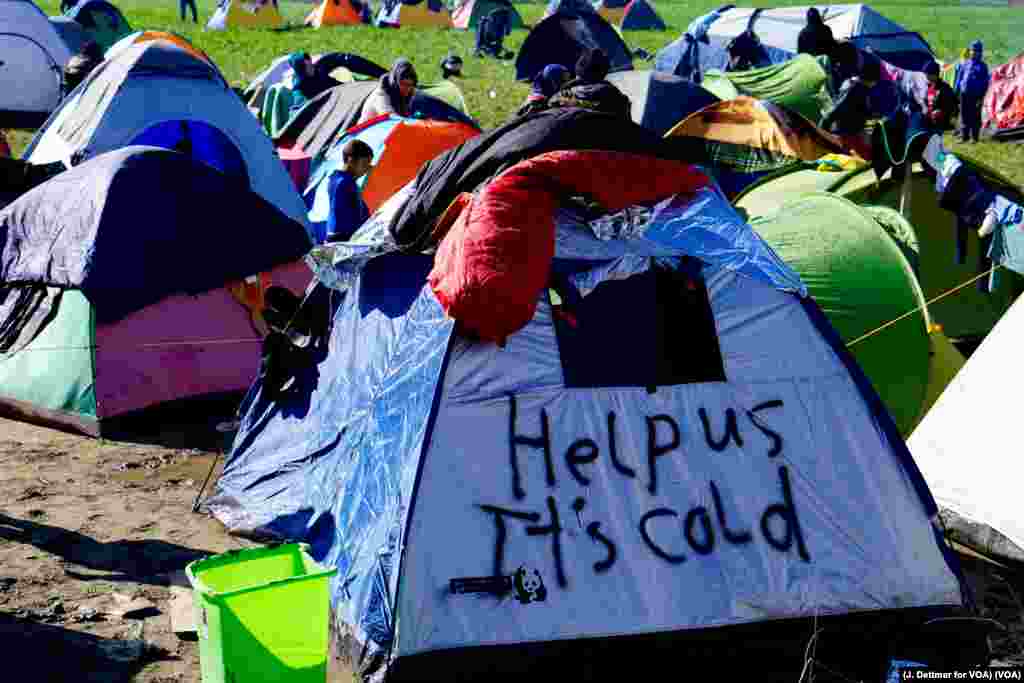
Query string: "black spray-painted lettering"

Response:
xmin=586 ymin=521 xmax=616 ymax=573
xmin=684 ymin=506 xmax=715 ymax=555
xmin=710 ymin=481 xmax=752 ymax=544
xmin=565 ymin=438 xmax=599 ymax=486
xmin=607 ymin=412 xmax=636 ymax=478
xmin=747 ymin=400 xmax=785 ymax=458
xmin=639 ymin=508 xmax=687 ymax=564
xmin=478 ymin=504 xmax=540 ymax=578
xmin=699 ymin=408 xmax=744 ymax=452
xmin=646 ymin=415 xmax=681 ymax=496
xmin=508 ymin=394 xmax=555 ymax=500
xmin=525 ymin=496 xmax=567 ymax=588
xmin=760 ymin=465 xmax=810 ymax=562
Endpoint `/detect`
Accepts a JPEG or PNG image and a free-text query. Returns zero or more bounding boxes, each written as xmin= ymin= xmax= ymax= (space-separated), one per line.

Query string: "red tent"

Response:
xmin=984 ymin=51 xmax=1024 ymax=132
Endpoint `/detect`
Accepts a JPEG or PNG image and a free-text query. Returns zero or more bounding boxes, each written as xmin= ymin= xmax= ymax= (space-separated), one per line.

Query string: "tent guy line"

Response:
xmin=848 ymin=265 xmax=1002 ymax=348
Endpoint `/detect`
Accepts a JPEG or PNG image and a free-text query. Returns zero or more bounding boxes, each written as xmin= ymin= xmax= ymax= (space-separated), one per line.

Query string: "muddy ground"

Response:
xmin=1 ymin=404 xmax=1024 ymax=682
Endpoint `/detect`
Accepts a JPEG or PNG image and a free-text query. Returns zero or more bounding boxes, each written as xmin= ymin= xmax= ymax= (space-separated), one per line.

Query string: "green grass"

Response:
xmin=9 ymin=0 xmax=1024 ymax=185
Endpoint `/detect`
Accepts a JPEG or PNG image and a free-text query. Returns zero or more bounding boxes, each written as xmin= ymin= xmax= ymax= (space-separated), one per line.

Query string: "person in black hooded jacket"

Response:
xmin=797 ymin=8 xmax=835 ymax=57
xmin=548 ymin=48 xmax=632 ymax=119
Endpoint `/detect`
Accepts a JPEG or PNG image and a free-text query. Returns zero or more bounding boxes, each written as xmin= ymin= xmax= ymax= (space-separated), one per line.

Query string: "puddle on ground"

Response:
xmin=111 ymin=453 xmax=224 ymax=486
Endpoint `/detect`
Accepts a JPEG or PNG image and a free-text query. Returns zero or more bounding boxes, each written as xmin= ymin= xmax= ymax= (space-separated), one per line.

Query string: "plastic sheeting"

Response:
xmin=205 ymin=255 xmax=453 ymax=674
xmin=0 ymin=146 xmax=311 ymax=323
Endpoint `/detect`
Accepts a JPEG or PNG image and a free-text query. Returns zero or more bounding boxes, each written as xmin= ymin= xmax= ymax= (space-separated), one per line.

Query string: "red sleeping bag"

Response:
xmin=428 ymin=150 xmax=710 ymax=344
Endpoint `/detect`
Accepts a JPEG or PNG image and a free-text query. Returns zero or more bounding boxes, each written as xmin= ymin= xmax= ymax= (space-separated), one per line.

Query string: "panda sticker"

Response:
xmin=512 ymin=566 xmax=547 ymax=604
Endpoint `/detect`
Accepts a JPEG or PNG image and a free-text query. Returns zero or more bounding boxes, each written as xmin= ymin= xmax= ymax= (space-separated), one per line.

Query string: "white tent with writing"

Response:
xmin=205 ymin=155 xmax=985 ymax=682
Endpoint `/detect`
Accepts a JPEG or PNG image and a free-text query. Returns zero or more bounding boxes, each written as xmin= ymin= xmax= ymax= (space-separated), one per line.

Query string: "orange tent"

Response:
xmin=106 ymin=31 xmax=215 ymax=67
xmin=305 ymin=115 xmax=479 ymax=238
xmin=666 ymin=96 xmax=844 ymax=162
xmin=354 ymin=116 xmax=477 ymax=211
xmin=305 ymin=0 xmax=363 ymax=27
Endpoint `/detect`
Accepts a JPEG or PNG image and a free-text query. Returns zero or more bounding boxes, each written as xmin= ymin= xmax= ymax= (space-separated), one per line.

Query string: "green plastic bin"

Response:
xmin=186 ymin=543 xmax=337 ymax=683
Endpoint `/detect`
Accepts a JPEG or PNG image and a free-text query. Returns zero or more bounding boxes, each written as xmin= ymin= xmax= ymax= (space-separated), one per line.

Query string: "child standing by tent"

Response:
xmin=955 ymin=40 xmax=990 ymax=143
xmin=923 ymin=61 xmax=958 ymax=133
xmin=325 ymin=139 xmax=374 ymax=243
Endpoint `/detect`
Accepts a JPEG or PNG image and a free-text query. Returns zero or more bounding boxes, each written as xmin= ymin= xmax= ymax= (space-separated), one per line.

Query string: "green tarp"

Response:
xmin=750 ymin=193 xmax=931 ymax=435
xmin=701 ymin=54 xmax=830 ymax=124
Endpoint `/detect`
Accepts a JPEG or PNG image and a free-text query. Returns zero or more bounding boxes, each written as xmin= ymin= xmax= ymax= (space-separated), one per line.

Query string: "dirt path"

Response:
xmin=0 ymin=415 xmax=242 ymax=682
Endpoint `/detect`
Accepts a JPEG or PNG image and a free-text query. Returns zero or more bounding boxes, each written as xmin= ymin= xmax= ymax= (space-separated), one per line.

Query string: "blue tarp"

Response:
xmin=0 ymin=146 xmax=311 ymax=323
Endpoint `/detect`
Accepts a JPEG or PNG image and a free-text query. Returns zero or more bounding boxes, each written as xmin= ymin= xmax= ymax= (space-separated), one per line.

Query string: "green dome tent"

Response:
xmin=700 ymin=54 xmax=830 ymax=124
xmin=735 ymin=163 xmax=1024 ymax=345
xmin=750 ymin=193 xmax=944 ymax=435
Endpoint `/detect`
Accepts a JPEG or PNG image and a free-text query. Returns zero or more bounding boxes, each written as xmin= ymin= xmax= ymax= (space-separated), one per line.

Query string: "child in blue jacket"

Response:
xmin=954 ymin=40 xmax=991 ymax=143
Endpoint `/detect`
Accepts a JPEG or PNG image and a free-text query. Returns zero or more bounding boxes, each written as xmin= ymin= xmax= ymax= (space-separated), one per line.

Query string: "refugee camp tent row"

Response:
xmin=451 ymin=0 xmax=523 ymax=30
xmin=207 ymin=0 xmax=284 ymax=30
xmin=655 ymin=4 xmax=935 ymax=81
xmin=207 ymin=109 xmax=987 ymax=682
xmin=0 ymin=147 xmax=312 ymax=436
xmin=515 ymin=8 xmax=633 ymax=82
xmin=0 ymin=0 xmax=75 ymax=128
xmin=23 ymin=40 xmax=310 ymax=228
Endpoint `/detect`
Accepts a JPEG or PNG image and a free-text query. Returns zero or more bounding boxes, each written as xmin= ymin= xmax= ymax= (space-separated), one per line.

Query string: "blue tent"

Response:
xmin=515 ymin=10 xmax=633 ymax=82
xmin=206 ymin=157 xmax=981 ymax=679
xmin=0 ymin=146 xmax=311 ymax=324
xmin=620 ymin=0 xmax=665 ymax=31
xmin=655 ymin=4 xmax=935 ymax=81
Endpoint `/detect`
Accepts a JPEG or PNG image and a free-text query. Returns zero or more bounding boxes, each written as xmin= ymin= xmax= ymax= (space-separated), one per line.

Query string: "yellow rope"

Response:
xmin=847 ymin=265 xmax=1002 ymax=348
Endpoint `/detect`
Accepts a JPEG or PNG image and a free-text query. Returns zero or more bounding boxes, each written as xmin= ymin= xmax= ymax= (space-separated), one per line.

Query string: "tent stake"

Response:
xmin=192 ymin=452 xmax=220 ymax=513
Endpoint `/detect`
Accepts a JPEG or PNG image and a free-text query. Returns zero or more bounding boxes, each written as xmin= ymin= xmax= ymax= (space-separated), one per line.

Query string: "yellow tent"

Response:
xmin=376 ymin=0 xmax=451 ymax=28
xmin=206 ymin=0 xmax=284 ymax=30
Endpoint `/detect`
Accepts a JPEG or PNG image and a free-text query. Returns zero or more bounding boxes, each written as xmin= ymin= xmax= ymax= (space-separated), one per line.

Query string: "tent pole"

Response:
xmin=899 ymin=165 xmax=913 ymax=220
